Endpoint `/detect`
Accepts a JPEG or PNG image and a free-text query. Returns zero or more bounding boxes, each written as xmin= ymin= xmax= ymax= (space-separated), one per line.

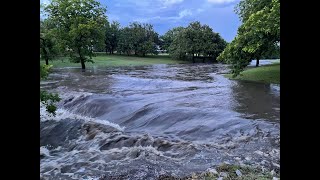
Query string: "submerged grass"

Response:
xmin=225 ymin=63 xmax=280 ymax=84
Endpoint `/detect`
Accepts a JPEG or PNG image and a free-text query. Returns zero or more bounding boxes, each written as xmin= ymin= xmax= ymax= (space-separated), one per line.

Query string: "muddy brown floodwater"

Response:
xmin=40 ymin=63 xmax=279 ymax=180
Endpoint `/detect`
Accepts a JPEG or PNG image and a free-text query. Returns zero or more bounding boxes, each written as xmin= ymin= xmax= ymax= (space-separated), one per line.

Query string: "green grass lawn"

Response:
xmin=225 ymin=63 xmax=280 ymax=84
xmin=40 ymin=54 xmax=186 ymax=68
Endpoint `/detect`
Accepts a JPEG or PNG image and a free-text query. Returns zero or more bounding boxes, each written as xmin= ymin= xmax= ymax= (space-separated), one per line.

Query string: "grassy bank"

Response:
xmin=158 ymin=164 xmax=279 ymax=180
xmin=40 ymin=54 xmax=186 ymax=68
xmin=225 ymin=63 xmax=280 ymax=84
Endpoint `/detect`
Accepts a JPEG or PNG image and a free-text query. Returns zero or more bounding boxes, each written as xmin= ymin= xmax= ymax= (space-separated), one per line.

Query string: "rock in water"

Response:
xmin=272 ymin=162 xmax=280 ymax=168
xmin=220 ymin=172 xmax=228 ymax=177
xmin=235 ymin=169 xmax=242 ymax=176
xmin=270 ymin=170 xmax=275 ymax=175
xmin=207 ymin=168 xmax=218 ymax=174
xmin=254 ymin=150 xmax=264 ymax=156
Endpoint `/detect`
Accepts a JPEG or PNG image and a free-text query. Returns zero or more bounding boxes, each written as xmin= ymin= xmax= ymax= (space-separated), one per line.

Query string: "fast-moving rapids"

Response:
xmin=40 ymin=63 xmax=280 ymax=180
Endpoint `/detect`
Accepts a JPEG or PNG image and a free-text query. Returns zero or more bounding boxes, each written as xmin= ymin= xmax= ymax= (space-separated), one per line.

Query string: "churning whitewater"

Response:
xmin=40 ymin=64 xmax=279 ymax=179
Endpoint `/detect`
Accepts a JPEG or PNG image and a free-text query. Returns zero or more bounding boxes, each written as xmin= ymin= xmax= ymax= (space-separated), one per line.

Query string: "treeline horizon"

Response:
xmin=40 ymin=0 xmax=230 ymax=69
xmin=102 ymin=20 xmax=229 ymax=62
xmin=40 ymin=0 xmax=279 ymax=71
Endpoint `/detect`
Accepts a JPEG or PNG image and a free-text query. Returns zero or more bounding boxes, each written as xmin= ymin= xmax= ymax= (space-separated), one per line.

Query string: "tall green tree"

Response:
xmin=160 ymin=26 xmax=184 ymax=53
xmin=202 ymin=28 xmax=227 ymax=59
xmin=117 ymin=27 xmax=135 ymax=55
xmin=169 ymin=28 xmax=188 ymax=60
xmin=184 ymin=22 xmax=203 ymax=62
xmin=130 ymin=22 xmax=158 ymax=56
xmin=218 ymin=0 xmax=280 ymax=75
xmin=117 ymin=22 xmax=158 ymax=56
xmin=105 ymin=21 xmax=120 ymax=54
xmin=169 ymin=21 xmax=227 ymax=62
xmin=40 ymin=19 xmax=59 ymax=65
xmin=218 ymin=35 xmax=252 ymax=76
xmin=237 ymin=0 xmax=279 ymax=67
xmin=45 ymin=0 xmax=108 ymax=70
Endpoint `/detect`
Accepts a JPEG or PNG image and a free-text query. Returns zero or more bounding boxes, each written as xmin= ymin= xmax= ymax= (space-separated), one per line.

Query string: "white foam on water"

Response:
xmin=82 ymin=177 xmax=100 ymax=180
xmin=76 ymin=167 xmax=86 ymax=173
xmin=40 ymin=146 xmax=50 ymax=157
xmin=40 ymin=160 xmax=60 ymax=174
xmin=40 ymin=102 xmax=125 ymax=132
xmin=55 ymin=87 xmax=93 ymax=100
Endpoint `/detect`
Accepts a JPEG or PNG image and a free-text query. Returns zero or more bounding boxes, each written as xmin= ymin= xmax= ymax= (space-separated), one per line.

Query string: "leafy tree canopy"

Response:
xmin=45 ymin=0 xmax=108 ymax=69
xmin=168 ymin=21 xmax=227 ymax=62
xmin=40 ymin=65 xmax=61 ymax=115
xmin=218 ymin=0 xmax=280 ymax=76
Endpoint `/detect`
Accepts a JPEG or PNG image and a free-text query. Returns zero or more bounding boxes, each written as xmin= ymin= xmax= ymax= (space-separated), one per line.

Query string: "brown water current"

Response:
xmin=40 ymin=63 xmax=280 ymax=179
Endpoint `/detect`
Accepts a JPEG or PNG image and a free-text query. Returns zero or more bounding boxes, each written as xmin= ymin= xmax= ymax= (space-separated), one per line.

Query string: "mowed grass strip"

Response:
xmin=225 ymin=63 xmax=280 ymax=84
xmin=40 ymin=54 xmax=186 ymax=68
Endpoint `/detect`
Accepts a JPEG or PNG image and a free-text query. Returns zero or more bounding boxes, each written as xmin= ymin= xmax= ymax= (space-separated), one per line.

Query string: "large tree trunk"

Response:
xmin=81 ymin=59 xmax=86 ymax=70
xmin=192 ymin=54 xmax=195 ymax=63
xmin=43 ymin=47 xmax=49 ymax=65
xmin=77 ymin=47 xmax=85 ymax=70
xmin=41 ymin=38 xmax=49 ymax=65
xmin=45 ymin=58 xmax=49 ymax=65
xmin=111 ymin=47 xmax=114 ymax=54
xmin=256 ymin=58 xmax=260 ymax=67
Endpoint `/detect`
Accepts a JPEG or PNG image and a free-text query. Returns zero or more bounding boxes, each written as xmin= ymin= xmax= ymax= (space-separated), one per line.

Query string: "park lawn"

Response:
xmin=40 ymin=54 xmax=186 ymax=68
xmin=225 ymin=63 xmax=280 ymax=84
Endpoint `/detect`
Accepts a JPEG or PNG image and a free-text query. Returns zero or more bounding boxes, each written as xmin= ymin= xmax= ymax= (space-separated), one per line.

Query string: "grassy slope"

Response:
xmin=158 ymin=164 xmax=278 ymax=180
xmin=225 ymin=63 xmax=280 ymax=84
xmin=40 ymin=54 xmax=186 ymax=68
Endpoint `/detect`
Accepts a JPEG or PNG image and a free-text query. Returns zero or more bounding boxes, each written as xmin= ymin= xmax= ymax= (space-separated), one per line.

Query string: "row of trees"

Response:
xmin=104 ymin=20 xmax=227 ymax=62
xmin=40 ymin=0 xmax=161 ymax=69
xmin=41 ymin=0 xmax=279 ymax=73
xmin=105 ymin=22 xmax=159 ymax=56
xmin=217 ymin=0 xmax=280 ymax=76
xmin=41 ymin=0 xmax=228 ymax=70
